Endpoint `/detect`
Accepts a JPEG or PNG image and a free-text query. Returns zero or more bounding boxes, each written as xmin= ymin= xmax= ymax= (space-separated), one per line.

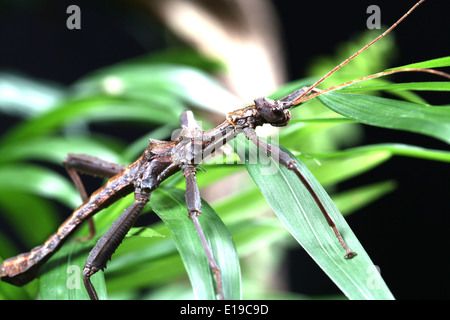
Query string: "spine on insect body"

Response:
xmin=0 ymin=170 xmax=135 ymax=286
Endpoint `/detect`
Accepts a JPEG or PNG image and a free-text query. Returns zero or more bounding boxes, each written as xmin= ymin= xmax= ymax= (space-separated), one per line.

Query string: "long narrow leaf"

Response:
xmin=1 ymin=96 xmax=181 ymax=145
xmin=317 ymin=92 xmax=450 ymax=143
xmin=239 ymin=137 xmax=393 ymax=299
xmin=0 ymin=165 xmax=78 ymax=208
xmin=341 ymin=82 xmax=450 ymax=92
xmin=300 ymin=150 xmax=391 ymax=187
xmin=387 ymin=56 xmax=450 ymax=70
xmin=332 ymin=180 xmax=397 ymax=216
xmin=305 ymin=143 xmax=450 ymax=163
xmin=40 ymin=240 xmax=108 ymax=300
xmin=296 ymin=143 xmax=450 ymax=187
xmin=74 ymin=64 xmax=241 ymax=115
xmin=0 ymin=136 xmax=120 ymax=165
xmin=0 ymin=192 xmax=59 ymax=247
xmin=150 ymin=187 xmax=241 ymax=300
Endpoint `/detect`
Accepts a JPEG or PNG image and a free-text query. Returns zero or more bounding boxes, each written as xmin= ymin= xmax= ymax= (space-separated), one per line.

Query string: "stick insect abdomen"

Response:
xmin=0 ymin=168 xmax=136 ymax=286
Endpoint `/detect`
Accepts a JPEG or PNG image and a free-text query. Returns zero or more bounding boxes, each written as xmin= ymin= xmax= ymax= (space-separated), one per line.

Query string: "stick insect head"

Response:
xmin=254 ymin=97 xmax=290 ymax=127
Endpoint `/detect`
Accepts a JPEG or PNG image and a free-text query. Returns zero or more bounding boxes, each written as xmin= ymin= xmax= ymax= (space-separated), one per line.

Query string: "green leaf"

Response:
xmin=73 ymin=64 xmax=240 ymax=114
xmin=150 ymin=187 xmax=241 ymax=300
xmin=229 ymin=218 xmax=287 ymax=258
xmin=239 ymin=137 xmax=394 ymax=299
xmin=0 ymin=274 xmax=37 ymax=300
xmin=125 ymin=227 xmax=165 ymax=238
xmin=332 ymin=180 xmax=397 ymax=216
xmin=290 ymin=117 xmax=355 ymax=124
xmin=306 ymin=143 xmax=450 ymax=163
xmin=0 ymin=72 xmax=64 ymax=118
xmin=317 ymin=92 xmax=450 ymax=143
xmin=40 ymin=240 xmax=108 ymax=300
xmin=341 ymin=82 xmax=450 ymax=92
xmin=1 ymin=96 xmax=180 ymax=145
xmin=0 ymin=136 xmax=121 ymax=165
xmin=387 ymin=56 xmax=450 ymax=70
xmin=301 ymin=149 xmax=391 ymax=187
xmin=0 ymin=165 xmax=78 ymax=208
xmin=297 ymin=143 xmax=450 ymax=187
xmin=0 ymin=192 xmax=59 ymax=248
xmin=127 ymin=48 xmax=225 ymax=72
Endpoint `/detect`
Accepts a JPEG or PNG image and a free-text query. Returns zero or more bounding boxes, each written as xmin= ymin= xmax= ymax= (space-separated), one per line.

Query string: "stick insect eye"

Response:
xmin=271 ymin=106 xmax=284 ymax=115
xmin=254 ymin=97 xmax=288 ymax=126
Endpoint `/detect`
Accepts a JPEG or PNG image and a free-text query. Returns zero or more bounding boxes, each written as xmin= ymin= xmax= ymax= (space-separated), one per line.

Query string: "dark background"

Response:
xmin=275 ymin=0 xmax=450 ymax=300
xmin=0 ymin=0 xmax=448 ymax=299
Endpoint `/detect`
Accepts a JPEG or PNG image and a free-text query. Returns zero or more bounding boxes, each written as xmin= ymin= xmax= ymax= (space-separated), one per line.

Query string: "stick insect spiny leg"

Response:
xmin=63 ymin=154 xmax=126 ymax=240
xmin=83 ymin=187 xmax=150 ymax=300
xmin=182 ymin=164 xmax=225 ymax=300
xmin=179 ymin=110 xmax=225 ymax=299
xmin=244 ymin=128 xmax=356 ymax=259
xmin=0 ymin=167 xmax=135 ymax=287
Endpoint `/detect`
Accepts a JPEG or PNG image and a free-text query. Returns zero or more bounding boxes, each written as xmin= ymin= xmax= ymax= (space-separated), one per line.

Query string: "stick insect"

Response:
xmin=0 ymin=0 xmax=447 ymax=300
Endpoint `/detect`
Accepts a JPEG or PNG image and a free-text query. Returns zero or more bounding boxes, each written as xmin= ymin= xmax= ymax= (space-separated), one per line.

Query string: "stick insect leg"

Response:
xmin=82 ymin=187 xmax=150 ymax=300
xmin=182 ymin=164 xmax=225 ymax=300
xmin=63 ymin=153 xmax=126 ymax=240
xmin=244 ymin=128 xmax=356 ymax=259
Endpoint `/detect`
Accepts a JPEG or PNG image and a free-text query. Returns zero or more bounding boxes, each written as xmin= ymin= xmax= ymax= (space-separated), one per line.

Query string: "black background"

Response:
xmin=275 ymin=0 xmax=450 ymax=300
xmin=0 ymin=0 xmax=448 ymax=299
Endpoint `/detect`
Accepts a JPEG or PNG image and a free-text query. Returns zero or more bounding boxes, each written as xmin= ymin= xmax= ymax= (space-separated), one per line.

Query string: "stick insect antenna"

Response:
xmin=292 ymin=0 xmax=425 ymax=105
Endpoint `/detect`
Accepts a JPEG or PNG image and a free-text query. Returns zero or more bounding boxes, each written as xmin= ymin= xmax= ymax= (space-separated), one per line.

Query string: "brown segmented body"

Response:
xmin=0 ymin=141 xmax=178 ymax=286
xmin=0 ymin=108 xmax=251 ymax=287
xmin=0 ymin=165 xmax=135 ymax=285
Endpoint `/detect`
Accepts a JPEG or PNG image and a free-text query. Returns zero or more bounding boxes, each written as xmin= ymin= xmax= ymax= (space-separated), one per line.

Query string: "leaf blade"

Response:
xmin=340 ymin=81 xmax=450 ymax=92
xmin=317 ymin=92 xmax=450 ymax=143
xmin=240 ymin=137 xmax=394 ymax=299
xmin=387 ymin=56 xmax=450 ymax=70
xmin=39 ymin=240 xmax=108 ymax=300
xmin=150 ymin=187 xmax=241 ymax=300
